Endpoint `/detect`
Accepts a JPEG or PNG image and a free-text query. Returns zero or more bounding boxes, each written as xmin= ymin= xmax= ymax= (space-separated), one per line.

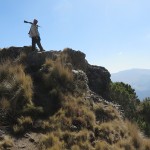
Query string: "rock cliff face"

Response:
xmin=0 ymin=46 xmax=111 ymax=99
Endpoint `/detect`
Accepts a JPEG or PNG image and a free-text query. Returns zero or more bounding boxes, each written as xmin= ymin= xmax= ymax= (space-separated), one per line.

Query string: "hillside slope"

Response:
xmin=0 ymin=47 xmax=150 ymax=150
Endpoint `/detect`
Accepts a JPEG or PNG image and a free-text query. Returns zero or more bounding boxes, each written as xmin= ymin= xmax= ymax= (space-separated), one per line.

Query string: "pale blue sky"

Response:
xmin=1 ymin=0 xmax=150 ymax=73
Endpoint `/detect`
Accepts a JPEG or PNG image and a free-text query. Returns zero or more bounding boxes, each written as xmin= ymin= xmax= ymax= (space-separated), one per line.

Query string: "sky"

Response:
xmin=1 ymin=0 xmax=150 ymax=73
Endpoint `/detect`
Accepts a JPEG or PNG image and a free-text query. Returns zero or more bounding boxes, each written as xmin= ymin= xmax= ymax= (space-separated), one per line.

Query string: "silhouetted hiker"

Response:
xmin=28 ymin=19 xmax=44 ymax=52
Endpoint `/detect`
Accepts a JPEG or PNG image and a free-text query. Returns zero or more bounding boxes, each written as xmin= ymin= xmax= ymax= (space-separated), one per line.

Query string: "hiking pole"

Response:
xmin=24 ymin=20 xmax=41 ymax=27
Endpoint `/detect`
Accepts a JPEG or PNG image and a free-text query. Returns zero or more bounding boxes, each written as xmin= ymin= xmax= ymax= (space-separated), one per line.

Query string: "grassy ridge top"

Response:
xmin=0 ymin=47 xmax=150 ymax=150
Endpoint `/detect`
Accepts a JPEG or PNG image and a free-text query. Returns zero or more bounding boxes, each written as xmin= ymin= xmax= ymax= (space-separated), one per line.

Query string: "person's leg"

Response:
xmin=32 ymin=37 xmax=36 ymax=51
xmin=36 ymin=37 xmax=44 ymax=51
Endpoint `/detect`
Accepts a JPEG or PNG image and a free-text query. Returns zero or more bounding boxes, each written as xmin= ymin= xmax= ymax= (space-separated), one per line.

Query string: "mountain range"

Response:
xmin=111 ymin=69 xmax=150 ymax=100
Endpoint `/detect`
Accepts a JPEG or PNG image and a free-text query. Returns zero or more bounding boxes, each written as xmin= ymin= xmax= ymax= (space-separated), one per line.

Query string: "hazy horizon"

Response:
xmin=111 ymin=68 xmax=150 ymax=74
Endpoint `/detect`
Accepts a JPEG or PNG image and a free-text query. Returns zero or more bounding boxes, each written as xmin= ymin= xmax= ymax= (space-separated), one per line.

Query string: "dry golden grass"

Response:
xmin=63 ymin=97 xmax=95 ymax=130
xmin=93 ymin=103 xmax=120 ymax=123
xmin=75 ymin=130 xmax=89 ymax=143
xmin=95 ymin=120 xmax=128 ymax=144
xmin=13 ymin=116 xmax=33 ymax=134
xmin=78 ymin=141 xmax=93 ymax=150
xmin=62 ymin=131 xmax=76 ymax=148
xmin=61 ymin=130 xmax=94 ymax=150
xmin=95 ymin=141 xmax=111 ymax=150
xmin=116 ymin=139 xmax=135 ymax=150
xmin=17 ymin=116 xmax=33 ymax=125
xmin=71 ymin=145 xmax=80 ymax=150
xmin=112 ymin=120 xmax=150 ymax=150
xmin=22 ymin=104 xmax=44 ymax=117
xmin=48 ymin=111 xmax=72 ymax=131
xmin=0 ymin=97 xmax=10 ymax=110
xmin=43 ymin=58 xmax=73 ymax=90
xmin=0 ymin=135 xmax=14 ymax=150
xmin=126 ymin=120 xmax=142 ymax=149
xmin=13 ymin=124 xmax=24 ymax=134
xmin=1 ymin=53 xmax=150 ymax=150
xmin=0 ymin=60 xmax=33 ymax=113
xmin=143 ymin=139 xmax=150 ymax=150
xmin=39 ymin=133 xmax=63 ymax=150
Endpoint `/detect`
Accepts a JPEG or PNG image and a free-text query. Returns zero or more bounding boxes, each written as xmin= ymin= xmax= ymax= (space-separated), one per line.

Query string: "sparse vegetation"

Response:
xmin=0 ymin=136 xmax=14 ymax=150
xmin=42 ymin=58 xmax=73 ymax=91
xmin=95 ymin=141 xmax=111 ymax=150
xmin=13 ymin=116 xmax=33 ymax=134
xmin=0 ymin=47 xmax=150 ymax=149
xmin=39 ymin=133 xmax=63 ymax=150
xmin=0 ymin=60 xmax=33 ymax=107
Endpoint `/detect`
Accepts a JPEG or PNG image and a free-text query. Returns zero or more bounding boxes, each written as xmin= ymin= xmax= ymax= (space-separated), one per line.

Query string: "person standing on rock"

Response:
xmin=28 ymin=19 xmax=44 ymax=52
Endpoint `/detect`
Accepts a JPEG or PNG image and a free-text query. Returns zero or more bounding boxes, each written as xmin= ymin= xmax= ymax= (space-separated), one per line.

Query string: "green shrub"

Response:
xmin=110 ymin=82 xmax=139 ymax=119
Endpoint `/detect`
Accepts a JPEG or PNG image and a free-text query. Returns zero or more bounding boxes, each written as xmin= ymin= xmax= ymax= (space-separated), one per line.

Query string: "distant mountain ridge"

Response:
xmin=111 ymin=69 xmax=150 ymax=100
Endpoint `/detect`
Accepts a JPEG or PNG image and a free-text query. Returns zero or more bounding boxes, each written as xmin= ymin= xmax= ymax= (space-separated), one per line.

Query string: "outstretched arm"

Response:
xmin=24 ymin=20 xmax=41 ymax=27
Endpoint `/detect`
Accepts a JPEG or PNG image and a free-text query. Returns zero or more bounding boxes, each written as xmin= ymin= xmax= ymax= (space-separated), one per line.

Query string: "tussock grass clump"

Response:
xmin=95 ymin=141 xmax=111 ymax=150
xmin=22 ymin=104 xmax=44 ymax=118
xmin=94 ymin=103 xmax=120 ymax=123
xmin=62 ymin=95 xmax=95 ymax=130
xmin=62 ymin=131 xmax=76 ymax=148
xmin=38 ymin=95 xmax=96 ymax=149
xmin=115 ymin=120 xmax=150 ymax=150
xmin=126 ymin=120 xmax=143 ymax=150
xmin=36 ymin=58 xmax=74 ymax=115
xmin=42 ymin=58 xmax=73 ymax=91
xmin=61 ymin=130 xmax=93 ymax=150
xmin=116 ymin=139 xmax=135 ymax=150
xmin=71 ymin=145 xmax=80 ymax=150
xmin=13 ymin=116 xmax=33 ymax=134
xmin=0 ymin=60 xmax=33 ymax=114
xmin=143 ymin=139 xmax=150 ymax=150
xmin=47 ymin=95 xmax=95 ymax=132
xmin=0 ymin=136 xmax=14 ymax=150
xmin=39 ymin=133 xmax=63 ymax=150
xmin=0 ymin=97 xmax=10 ymax=110
xmin=95 ymin=120 xmax=128 ymax=144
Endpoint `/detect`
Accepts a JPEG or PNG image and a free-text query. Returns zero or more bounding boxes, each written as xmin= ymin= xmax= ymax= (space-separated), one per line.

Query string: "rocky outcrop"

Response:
xmin=86 ymin=65 xmax=111 ymax=100
xmin=62 ymin=48 xmax=88 ymax=71
xmin=0 ymin=46 xmax=111 ymax=99
xmin=61 ymin=48 xmax=111 ymax=99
